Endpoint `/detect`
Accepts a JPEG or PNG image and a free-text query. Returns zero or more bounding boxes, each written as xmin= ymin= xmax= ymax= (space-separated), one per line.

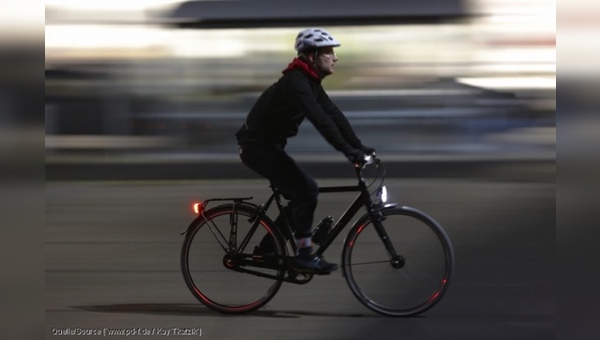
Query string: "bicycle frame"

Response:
xmin=185 ymin=157 xmax=399 ymax=277
xmin=265 ymin=162 xmax=394 ymax=259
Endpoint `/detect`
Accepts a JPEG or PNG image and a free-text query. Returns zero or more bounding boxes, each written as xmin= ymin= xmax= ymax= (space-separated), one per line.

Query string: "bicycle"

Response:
xmin=180 ymin=155 xmax=454 ymax=317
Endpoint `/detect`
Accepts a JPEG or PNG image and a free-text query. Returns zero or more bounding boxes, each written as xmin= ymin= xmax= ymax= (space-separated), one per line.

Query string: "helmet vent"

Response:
xmin=294 ymin=28 xmax=341 ymax=52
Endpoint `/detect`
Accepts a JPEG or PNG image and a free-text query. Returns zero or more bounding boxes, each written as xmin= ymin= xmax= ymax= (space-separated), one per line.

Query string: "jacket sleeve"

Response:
xmin=317 ymin=87 xmax=363 ymax=148
xmin=286 ymin=72 xmax=355 ymax=154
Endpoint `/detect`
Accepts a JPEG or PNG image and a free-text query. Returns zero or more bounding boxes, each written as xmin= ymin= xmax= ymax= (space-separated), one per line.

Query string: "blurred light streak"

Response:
xmin=0 ymin=1 xmax=41 ymax=42
xmin=46 ymin=24 xmax=169 ymax=50
xmin=45 ymin=135 xmax=178 ymax=150
xmin=457 ymin=76 xmax=555 ymax=91
xmin=46 ymin=0 xmax=182 ymax=12
xmin=558 ymin=0 xmax=600 ymax=75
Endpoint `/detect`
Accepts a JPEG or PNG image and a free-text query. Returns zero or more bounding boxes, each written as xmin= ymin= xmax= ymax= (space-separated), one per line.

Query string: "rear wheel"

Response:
xmin=342 ymin=206 xmax=454 ymax=316
xmin=181 ymin=204 xmax=286 ymax=313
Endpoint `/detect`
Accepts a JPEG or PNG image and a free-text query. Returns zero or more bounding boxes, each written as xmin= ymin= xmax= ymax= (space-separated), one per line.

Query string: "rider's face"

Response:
xmin=315 ymin=47 xmax=338 ymax=76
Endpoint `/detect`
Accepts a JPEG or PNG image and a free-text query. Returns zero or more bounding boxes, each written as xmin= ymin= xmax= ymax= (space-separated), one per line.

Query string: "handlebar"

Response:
xmin=363 ymin=154 xmax=377 ymax=166
xmin=353 ymin=153 xmax=386 ymax=202
xmin=354 ymin=153 xmax=379 ymax=169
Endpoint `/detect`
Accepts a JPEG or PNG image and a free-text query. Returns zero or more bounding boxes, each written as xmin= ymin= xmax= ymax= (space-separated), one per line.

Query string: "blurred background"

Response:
xmin=45 ymin=0 xmax=555 ymax=175
xmin=41 ymin=2 xmax=561 ymax=339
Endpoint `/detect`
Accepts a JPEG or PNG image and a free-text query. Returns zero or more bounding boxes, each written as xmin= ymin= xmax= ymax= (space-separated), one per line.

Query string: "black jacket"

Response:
xmin=236 ymin=61 xmax=362 ymax=155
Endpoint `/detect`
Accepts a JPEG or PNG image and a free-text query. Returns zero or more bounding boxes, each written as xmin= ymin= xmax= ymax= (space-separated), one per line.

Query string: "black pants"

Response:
xmin=239 ymin=142 xmax=318 ymax=239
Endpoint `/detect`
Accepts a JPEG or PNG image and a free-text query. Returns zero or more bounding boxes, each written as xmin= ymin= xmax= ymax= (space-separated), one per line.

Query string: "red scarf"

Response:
xmin=282 ymin=58 xmax=320 ymax=81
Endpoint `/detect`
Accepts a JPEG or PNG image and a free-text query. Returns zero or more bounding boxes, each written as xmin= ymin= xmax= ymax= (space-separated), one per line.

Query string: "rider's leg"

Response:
xmin=257 ymin=205 xmax=292 ymax=253
xmin=239 ymin=142 xmax=317 ymax=239
xmin=262 ymin=158 xmax=338 ymax=274
xmin=258 ymin=155 xmax=319 ymax=253
xmin=239 ymin=143 xmax=337 ymax=273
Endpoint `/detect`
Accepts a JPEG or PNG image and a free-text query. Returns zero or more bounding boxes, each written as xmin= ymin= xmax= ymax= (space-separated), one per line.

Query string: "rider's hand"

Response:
xmin=346 ymin=148 xmax=367 ymax=165
xmin=359 ymin=145 xmax=376 ymax=156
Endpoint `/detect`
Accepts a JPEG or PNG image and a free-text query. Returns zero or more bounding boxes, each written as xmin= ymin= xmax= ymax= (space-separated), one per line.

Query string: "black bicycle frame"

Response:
xmin=313 ymin=184 xmax=367 ymax=256
xmin=194 ymin=161 xmax=397 ymax=269
xmin=192 ymin=161 xmax=401 ymax=284
xmin=267 ymin=166 xmax=387 ymax=257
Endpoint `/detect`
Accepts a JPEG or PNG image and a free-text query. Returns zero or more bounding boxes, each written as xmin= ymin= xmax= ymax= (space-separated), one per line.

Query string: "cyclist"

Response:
xmin=236 ymin=28 xmax=375 ymax=274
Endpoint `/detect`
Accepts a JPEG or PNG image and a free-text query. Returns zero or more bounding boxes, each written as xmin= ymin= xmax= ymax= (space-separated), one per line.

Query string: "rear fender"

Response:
xmin=180 ymin=202 xmax=261 ymax=236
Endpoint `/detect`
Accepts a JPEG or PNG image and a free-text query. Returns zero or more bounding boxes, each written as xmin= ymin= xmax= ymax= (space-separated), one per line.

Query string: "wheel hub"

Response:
xmin=223 ymin=254 xmax=237 ymax=269
xmin=391 ymin=255 xmax=405 ymax=269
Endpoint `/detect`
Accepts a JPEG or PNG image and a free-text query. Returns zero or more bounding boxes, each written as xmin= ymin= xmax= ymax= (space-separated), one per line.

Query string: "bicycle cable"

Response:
xmin=363 ymin=159 xmax=386 ymax=201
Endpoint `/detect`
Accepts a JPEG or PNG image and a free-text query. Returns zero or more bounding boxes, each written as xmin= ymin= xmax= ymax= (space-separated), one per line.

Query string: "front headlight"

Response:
xmin=380 ymin=186 xmax=388 ymax=203
xmin=375 ymin=185 xmax=388 ymax=205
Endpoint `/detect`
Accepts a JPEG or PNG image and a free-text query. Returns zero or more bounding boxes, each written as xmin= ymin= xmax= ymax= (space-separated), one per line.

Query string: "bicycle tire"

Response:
xmin=181 ymin=203 xmax=286 ymax=313
xmin=342 ymin=206 xmax=454 ymax=317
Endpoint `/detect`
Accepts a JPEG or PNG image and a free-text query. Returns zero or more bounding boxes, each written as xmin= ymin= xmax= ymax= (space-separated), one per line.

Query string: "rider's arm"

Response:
xmin=285 ymin=71 xmax=355 ymax=155
xmin=317 ymin=88 xmax=363 ymax=149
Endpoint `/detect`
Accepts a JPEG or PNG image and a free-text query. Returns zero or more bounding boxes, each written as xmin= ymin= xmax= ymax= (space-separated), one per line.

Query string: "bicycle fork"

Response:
xmin=364 ymin=205 xmax=406 ymax=269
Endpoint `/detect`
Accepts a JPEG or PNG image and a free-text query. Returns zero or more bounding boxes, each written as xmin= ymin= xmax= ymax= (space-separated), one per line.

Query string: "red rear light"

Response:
xmin=193 ymin=202 xmax=203 ymax=214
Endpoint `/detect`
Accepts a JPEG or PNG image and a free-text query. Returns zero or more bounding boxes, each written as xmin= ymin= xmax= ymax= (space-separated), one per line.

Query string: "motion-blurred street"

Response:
xmin=46 ymin=174 xmax=554 ymax=339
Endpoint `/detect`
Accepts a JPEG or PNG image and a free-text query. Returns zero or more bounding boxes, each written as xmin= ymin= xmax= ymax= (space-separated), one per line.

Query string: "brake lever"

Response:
xmin=355 ymin=153 xmax=377 ymax=168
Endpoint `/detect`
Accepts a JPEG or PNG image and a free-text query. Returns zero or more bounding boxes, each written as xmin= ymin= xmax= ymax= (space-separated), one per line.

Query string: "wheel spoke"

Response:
xmin=181 ymin=204 xmax=286 ymax=314
xmin=343 ymin=259 xmax=390 ymax=266
xmin=343 ymin=207 xmax=454 ymax=316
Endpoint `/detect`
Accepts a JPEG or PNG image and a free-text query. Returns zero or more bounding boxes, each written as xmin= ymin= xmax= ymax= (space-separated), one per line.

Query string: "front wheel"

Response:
xmin=342 ymin=206 xmax=454 ymax=317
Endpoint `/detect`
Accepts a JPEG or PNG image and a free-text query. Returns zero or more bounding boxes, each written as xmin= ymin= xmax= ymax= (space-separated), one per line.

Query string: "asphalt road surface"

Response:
xmin=46 ymin=177 xmax=555 ymax=339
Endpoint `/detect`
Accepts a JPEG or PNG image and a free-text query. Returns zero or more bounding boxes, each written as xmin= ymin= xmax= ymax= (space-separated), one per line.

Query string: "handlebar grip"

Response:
xmin=354 ymin=153 xmax=378 ymax=168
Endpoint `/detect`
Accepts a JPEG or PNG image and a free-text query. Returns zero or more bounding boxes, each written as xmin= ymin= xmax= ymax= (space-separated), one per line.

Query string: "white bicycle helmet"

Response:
xmin=294 ymin=28 xmax=341 ymax=53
